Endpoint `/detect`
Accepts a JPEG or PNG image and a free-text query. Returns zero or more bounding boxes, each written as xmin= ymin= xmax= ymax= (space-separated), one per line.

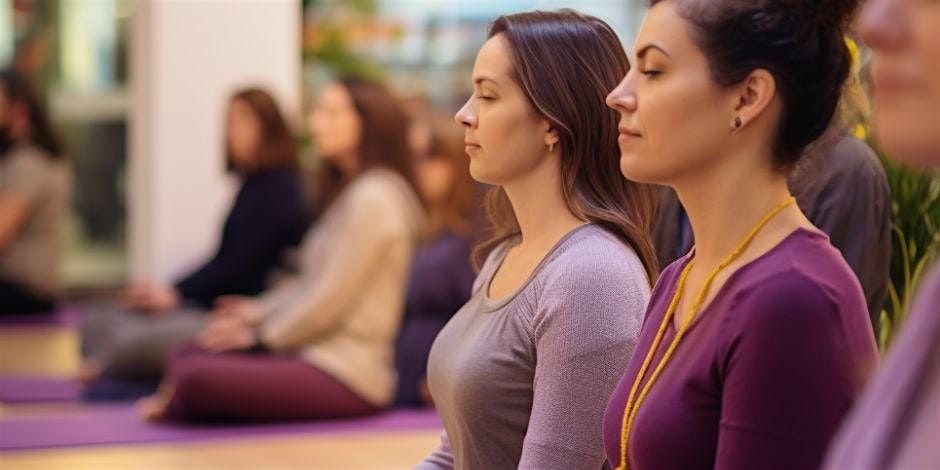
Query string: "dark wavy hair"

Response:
xmin=0 ymin=68 xmax=63 ymax=159
xmin=225 ymin=87 xmax=298 ymax=175
xmin=650 ymin=0 xmax=860 ymax=169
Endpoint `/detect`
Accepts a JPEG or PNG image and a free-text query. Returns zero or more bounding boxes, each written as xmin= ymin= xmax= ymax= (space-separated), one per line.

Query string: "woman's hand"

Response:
xmin=197 ymin=316 xmax=259 ymax=352
xmin=211 ymin=296 xmax=264 ymax=325
xmin=124 ymin=281 xmax=180 ymax=313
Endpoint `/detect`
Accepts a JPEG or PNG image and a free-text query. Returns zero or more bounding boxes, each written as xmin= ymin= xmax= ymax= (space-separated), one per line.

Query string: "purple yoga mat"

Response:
xmin=0 ymin=405 xmax=442 ymax=451
xmin=0 ymin=376 xmax=80 ymax=403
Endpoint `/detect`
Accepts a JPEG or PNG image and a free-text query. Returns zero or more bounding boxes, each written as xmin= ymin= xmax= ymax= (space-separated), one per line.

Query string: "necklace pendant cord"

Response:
xmin=616 ymin=197 xmax=796 ymax=470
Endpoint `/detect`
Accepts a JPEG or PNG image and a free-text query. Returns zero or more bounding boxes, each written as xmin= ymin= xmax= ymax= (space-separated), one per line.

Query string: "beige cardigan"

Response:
xmin=258 ymin=168 xmax=424 ymax=406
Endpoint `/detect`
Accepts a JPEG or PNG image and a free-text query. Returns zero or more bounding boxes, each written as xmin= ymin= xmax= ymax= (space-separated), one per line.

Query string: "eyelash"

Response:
xmin=642 ymin=70 xmax=662 ymax=79
xmin=476 ymin=95 xmax=495 ymax=101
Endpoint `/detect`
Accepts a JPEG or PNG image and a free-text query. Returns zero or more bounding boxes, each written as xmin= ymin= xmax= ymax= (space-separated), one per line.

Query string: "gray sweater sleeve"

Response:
xmin=518 ymin=253 xmax=648 ymax=469
xmin=413 ymin=431 xmax=455 ymax=470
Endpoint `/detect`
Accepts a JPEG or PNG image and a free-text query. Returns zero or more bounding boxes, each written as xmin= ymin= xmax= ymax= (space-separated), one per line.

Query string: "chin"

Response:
xmin=872 ymin=113 xmax=940 ymax=169
xmin=618 ymin=152 xmax=661 ymax=184
xmin=468 ymin=160 xmax=494 ymax=185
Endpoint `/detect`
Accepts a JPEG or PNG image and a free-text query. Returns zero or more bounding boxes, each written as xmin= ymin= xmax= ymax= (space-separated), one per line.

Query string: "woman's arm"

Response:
xmin=715 ymin=273 xmax=875 ymax=469
xmin=0 ymin=191 xmax=30 ymax=252
xmin=260 ymin=179 xmax=415 ymax=349
xmin=519 ymin=253 xmax=648 ymax=469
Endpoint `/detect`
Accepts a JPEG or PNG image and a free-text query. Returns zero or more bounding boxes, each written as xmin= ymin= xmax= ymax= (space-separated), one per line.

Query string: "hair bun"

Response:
xmin=784 ymin=0 xmax=859 ymax=30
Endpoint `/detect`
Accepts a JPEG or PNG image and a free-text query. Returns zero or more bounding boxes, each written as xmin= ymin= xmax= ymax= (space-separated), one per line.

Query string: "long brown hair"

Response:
xmin=473 ymin=10 xmax=659 ymax=281
xmin=313 ymin=78 xmax=422 ymax=214
xmin=226 ymin=87 xmax=298 ymax=175
xmin=0 ymin=68 xmax=62 ymax=159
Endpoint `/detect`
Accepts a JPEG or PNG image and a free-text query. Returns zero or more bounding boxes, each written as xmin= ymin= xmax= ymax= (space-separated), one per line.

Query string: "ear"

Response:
xmin=543 ymin=125 xmax=560 ymax=148
xmin=729 ymin=69 xmax=776 ymax=131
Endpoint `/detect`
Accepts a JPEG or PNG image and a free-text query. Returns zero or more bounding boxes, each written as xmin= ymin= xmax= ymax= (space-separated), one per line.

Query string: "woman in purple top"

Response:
xmin=824 ymin=0 xmax=940 ymax=468
xmin=603 ymin=1 xmax=879 ymax=469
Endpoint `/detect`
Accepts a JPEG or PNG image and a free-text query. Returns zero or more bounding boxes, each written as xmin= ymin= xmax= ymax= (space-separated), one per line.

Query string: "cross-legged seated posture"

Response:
xmin=140 ymin=78 xmax=425 ymax=422
xmin=79 ymin=88 xmax=310 ymax=388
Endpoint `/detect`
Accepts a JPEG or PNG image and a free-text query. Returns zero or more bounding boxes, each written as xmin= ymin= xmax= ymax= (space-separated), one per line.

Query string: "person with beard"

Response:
xmin=0 ymin=69 xmax=71 ymax=314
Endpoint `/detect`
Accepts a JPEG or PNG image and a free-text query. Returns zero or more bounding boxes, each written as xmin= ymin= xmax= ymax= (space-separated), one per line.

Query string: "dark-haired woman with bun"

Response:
xmin=602 ymin=1 xmax=879 ymax=469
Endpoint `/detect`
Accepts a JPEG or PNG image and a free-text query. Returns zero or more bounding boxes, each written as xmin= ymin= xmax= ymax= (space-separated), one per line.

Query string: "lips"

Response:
xmin=871 ymin=66 xmax=921 ymax=101
xmin=464 ymin=139 xmax=481 ymax=156
xmin=464 ymin=135 xmax=481 ymax=152
xmin=619 ymin=125 xmax=641 ymax=136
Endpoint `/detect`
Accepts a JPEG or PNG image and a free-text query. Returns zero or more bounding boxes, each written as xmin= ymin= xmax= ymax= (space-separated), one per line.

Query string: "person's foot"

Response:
xmin=136 ymin=384 xmax=174 ymax=421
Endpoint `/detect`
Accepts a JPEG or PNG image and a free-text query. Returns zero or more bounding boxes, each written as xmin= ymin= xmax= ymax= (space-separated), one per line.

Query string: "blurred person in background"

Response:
xmin=394 ymin=114 xmax=481 ymax=408
xmin=825 ymin=0 xmax=940 ymax=467
xmin=79 ymin=87 xmax=310 ymax=394
xmin=0 ymin=69 xmax=71 ymax=314
xmin=137 ymin=78 xmax=425 ymax=422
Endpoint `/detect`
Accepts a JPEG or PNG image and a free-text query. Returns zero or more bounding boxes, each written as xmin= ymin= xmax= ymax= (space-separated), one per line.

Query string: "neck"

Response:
xmin=503 ymin=156 xmax=583 ymax=246
xmin=334 ymin=152 xmax=359 ymax=179
xmin=673 ymin=154 xmax=793 ymax=267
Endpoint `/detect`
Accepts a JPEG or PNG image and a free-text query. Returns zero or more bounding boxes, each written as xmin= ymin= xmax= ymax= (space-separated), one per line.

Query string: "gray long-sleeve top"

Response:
xmin=418 ymin=224 xmax=651 ymax=469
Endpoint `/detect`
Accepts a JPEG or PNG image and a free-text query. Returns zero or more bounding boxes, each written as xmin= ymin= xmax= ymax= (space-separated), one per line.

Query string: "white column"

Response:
xmin=0 ymin=0 xmax=13 ymax=66
xmin=129 ymin=0 xmax=300 ymax=281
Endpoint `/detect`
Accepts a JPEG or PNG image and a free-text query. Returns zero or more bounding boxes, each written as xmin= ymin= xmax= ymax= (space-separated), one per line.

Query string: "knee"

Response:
xmin=166 ymin=360 xmax=220 ymax=419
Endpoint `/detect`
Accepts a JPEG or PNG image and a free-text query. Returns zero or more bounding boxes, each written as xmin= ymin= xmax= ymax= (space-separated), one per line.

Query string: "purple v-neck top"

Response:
xmin=603 ymin=228 xmax=879 ymax=470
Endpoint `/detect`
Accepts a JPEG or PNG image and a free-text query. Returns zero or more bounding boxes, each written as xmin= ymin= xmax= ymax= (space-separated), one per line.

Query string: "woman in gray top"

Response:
xmin=0 ymin=69 xmax=71 ymax=314
xmin=418 ymin=10 xmax=657 ymax=469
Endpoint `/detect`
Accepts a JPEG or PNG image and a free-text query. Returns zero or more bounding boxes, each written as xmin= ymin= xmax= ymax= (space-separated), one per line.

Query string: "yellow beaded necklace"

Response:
xmin=616 ymin=197 xmax=796 ymax=470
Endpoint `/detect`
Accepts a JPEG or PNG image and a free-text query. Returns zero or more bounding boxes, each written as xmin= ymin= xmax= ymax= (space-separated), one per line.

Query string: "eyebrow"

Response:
xmin=636 ymin=44 xmax=671 ymax=60
xmin=473 ymin=76 xmax=500 ymax=87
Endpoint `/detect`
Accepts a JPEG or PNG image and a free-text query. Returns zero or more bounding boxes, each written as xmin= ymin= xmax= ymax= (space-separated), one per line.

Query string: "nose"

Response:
xmin=308 ymin=109 xmax=324 ymax=137
xmin=454 ymin=97 xmax=476 ymax=128
xmin=606 ymin=70 xmax=638 ymax=113
xmin=858 ymin=0 xmax=905 ymax=53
